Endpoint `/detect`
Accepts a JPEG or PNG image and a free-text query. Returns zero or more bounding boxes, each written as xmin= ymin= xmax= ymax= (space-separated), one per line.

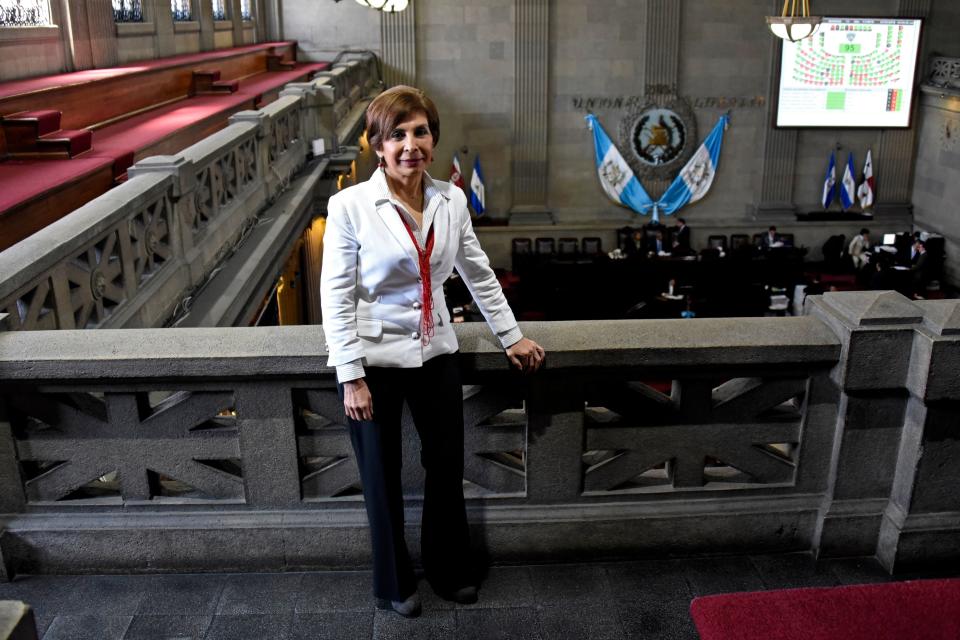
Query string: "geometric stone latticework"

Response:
xmin=584 ymin=377 xmax=806 ymax=493
xmin=7 ymin=390 xmax=242 ymax=503
xmin=0 ymin=186 xmax=176 ymax=331
xmin=295 ymin=384 xmax=526 ymax=500
xmin=461 ymin=384 xmax=525 ymax=497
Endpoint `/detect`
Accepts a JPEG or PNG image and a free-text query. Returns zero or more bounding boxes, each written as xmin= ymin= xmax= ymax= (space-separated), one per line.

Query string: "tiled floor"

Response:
xmin=0 ymin=553 xmax=951 ymax=639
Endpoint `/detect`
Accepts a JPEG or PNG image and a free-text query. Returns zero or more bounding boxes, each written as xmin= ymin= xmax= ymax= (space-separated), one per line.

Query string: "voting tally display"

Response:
xmin=586 ymin=113 xmax=730 ymax=223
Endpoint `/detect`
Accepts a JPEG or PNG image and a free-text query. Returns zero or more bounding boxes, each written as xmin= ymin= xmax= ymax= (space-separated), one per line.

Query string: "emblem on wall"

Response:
xmin=618 ymin=96 xmax=697 ymax=181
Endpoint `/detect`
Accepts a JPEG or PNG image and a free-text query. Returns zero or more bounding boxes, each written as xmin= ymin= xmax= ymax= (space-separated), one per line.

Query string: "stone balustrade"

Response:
xmin=0 ymin=53 xmax=380 ymax=332
xmin=925 ymin=56 xmax=960 ymax=91
xmin=0 ymin=291 xmax=957 ymax=576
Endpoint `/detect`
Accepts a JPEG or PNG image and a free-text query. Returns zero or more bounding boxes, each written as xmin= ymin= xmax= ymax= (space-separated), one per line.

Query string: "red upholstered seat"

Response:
xmin=37 ymin=129 xmax=92 ymax=156
xmin=3 ymin=110 xmax=61 ymax=135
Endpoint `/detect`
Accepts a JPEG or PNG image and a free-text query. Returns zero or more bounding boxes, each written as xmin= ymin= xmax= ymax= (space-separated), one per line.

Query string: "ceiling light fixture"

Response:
xmin=766 ymin=0 xmax=822 ymax=43
xmin=354 ymin=0 xmax=409 ymax=12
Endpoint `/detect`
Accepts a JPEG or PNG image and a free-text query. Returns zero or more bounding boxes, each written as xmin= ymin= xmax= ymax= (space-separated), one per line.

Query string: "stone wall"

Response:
xmin=910 ymin=0 xmax=960 ymax=287
xmin=281 ymin=0 xmax=939 ymax=236
xmin=911 ymin=91 xmax=960 ymax=286
xmin=0 ymin=0 xmax=271 ymax=81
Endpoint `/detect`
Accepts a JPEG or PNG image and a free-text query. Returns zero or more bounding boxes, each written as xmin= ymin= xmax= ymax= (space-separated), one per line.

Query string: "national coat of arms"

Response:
xmin=618 ymin=96 xmax=697 ymax=181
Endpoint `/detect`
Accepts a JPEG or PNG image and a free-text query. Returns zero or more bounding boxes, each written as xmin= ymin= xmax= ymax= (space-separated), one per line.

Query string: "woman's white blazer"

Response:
xmin=320 ymin=169 xmax=523 ymax=382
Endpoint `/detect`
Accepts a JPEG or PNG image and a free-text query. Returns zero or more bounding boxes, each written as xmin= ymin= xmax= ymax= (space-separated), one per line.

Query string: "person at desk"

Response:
xmin=647 ymin=230 xmax=670 ymax=257
xmin=760 ymin=226 xmax=783 ymax=251
xmin=624 ymin=229 xmax=645 ymax=257
xmin=848 ymin=228 xmax=871 ymax=270
xmin=672 ymin=218 xmax=691 ymax=256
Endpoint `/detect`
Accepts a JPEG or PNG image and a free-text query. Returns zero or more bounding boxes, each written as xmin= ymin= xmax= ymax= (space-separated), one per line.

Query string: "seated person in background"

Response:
xmin=624 ymin=229 xmax=645 ymax=257
xmin=672 ymin=217 xmax=691 ymax=255
xmin=848 ymin=228 xmax=871 ymax=270
xmin=647 ymin=230 xmax=670 ymax=257
xmin=911 ymin=238 xmax=929 ymax=298
xmin=660 ymin=278 xmax=683 ymax=301
xmin=760 ymin=225 xmax=783 ymax=250
xmin=681 ymin=298 xmax=696 ymax=319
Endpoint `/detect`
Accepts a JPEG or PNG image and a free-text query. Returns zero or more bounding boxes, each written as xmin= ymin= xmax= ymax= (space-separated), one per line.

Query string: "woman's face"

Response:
xmin=378 ymin=111 xmax=434 ymax=181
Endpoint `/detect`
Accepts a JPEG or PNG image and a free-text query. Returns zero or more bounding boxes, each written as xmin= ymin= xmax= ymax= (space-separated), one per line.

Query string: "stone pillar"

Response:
xmin=263 ymin=0 xmax=282 ymax=41
xmin=234 ymin=383 xmax=302 ymax=506
xmin=509 ymin=0 xmax=551 ymax=221
xmin=807 ymin=291 xmax=923 ymax=558
xmin=154 ymin=0 xmax=177 ymax=58
xmin=380 ymin=1 xmax=416 ymax=87
xmin=874 ymin=0 xmax=931 ymax=216
xmin=525 ymin=379 xmax=584 ymax=502
xmin=126 ymin=155 xmax=198 ymax=280
xmin=198 ymin=0 xmax=216 ymax=51
xmin=878 ymin=300 xmax=960 ymax=572
xmin=757 ymin=2 xmax=798 ymax=216
xmin=301 ymin=220 xmax=324 ymax=325
xmin=68 ymin=0 xmax=118 ymax=70
xmin=231 ymin=0 xmax=245 ymax=46
xmin=642 ymin=0 xmax=682 ymax=198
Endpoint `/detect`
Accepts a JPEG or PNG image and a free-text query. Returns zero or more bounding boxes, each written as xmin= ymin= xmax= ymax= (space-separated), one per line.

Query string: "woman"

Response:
xmin=320 ymin=85 xmax=545 ymax=617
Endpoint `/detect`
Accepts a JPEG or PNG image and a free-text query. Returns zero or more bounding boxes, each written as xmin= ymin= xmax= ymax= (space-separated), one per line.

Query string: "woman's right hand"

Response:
xmin=343 ymin=378 xmax=374 ymax=422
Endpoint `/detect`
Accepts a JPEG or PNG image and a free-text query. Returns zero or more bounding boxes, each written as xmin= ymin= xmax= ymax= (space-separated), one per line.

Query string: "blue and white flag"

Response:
xmin=469 ymin=154 xmax=485 ymax=215
xmin=822 ymin=151 xmax=837 ymax=210
xmin=657 ymin=113 xmax=730 ymax=218
xmin=585 ymin=114 xmax=654 ymax=217
xmin=840 ymin=152 xmax=856 ymax=210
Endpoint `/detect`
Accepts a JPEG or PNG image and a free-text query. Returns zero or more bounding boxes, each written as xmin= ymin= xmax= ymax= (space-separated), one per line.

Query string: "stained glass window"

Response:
xmin=0 ymin=0 xmax=52 ymax=27
xmin=212 ymin=0 xmax=226 ymax=21
xmin=112 ymin=0 xmax=143 ymax=23
xmin=240 ymin=0 xmax=252 ymax=21
xmin=171 ymin=0 xmax=191 ymax=21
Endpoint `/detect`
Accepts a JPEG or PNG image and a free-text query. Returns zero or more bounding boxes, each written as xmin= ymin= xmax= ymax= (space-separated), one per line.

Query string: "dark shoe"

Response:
xmin=437 ymin=585 xmax=478 ymax=605
xmin=376 ymin=592 xmax=421 ymax=618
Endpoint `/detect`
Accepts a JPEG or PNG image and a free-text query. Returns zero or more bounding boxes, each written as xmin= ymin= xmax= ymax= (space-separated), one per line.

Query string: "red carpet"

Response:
xmin=0 ymin=61 xmax=326 ymax=215
xmin=690 ymin=579 xmax=960 ymax=640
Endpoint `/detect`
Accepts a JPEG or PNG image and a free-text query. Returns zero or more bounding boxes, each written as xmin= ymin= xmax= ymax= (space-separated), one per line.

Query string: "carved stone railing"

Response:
xmin=2 ymin=293 xmax=957 ymax=576
xmin=0 ymin=52 xmax=380 ymax=332
xmin=924 ymin=56 xmax=960 ymax=90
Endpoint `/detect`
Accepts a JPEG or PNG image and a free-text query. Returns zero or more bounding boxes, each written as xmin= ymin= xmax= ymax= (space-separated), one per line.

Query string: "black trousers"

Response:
xmin=338 ymin=353 xmax=473 ymax=601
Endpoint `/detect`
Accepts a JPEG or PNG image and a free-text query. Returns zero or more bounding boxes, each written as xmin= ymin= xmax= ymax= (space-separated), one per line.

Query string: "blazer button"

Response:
xmin=412 ymin=301 xmax=422 ymax=310
xmin=411 ymin=332 xmax=420 ymax=340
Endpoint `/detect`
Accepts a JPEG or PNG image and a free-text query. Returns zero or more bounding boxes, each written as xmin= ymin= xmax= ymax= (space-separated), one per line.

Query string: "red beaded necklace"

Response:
xmin=395 ymin=205 xmax=435 ymax=346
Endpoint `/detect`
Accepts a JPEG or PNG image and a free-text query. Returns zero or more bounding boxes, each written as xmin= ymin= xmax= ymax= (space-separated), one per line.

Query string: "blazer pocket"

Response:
xmin=356 ymin=318 xmax=383 ymax=339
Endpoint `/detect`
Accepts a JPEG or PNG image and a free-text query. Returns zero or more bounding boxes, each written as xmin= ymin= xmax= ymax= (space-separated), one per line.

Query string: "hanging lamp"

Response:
xmin=766 ymin=0 xmax=822 ymax=43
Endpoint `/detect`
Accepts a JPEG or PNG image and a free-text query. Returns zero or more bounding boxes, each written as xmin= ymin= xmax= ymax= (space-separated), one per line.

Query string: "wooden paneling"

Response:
xmin=0 ymin=165 xmax=116 ymax=251
xmin=0 ymin=44 xmax=293 ymax=131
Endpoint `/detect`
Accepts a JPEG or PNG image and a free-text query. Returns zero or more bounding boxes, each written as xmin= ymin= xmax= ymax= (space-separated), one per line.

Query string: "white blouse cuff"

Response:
xmin=336 ymin=360 xmax=366 ymax=383
xmin=498 ymin=326 xmax=524 ymax=349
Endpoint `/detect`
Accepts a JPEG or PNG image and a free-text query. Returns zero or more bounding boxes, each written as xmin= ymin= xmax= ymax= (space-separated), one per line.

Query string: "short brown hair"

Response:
xmin=365 ymin=85 xmax=440 ymax=151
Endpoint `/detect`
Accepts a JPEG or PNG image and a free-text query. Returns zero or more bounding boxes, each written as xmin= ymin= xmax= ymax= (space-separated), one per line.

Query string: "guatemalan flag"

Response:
xmin=450 ymin=152 xmax=465 ymax=192
xmin=657 ymin=113 xmax=730 ymax=218
xmin=469 ymin=155 xmax=486 ymax=216
xmin=822 ymin=151 xmax=837 ymax=210
xmin=857 ymin=149 xmax=875 ymax=210
xmin=840 ymin=152 xmax=857 ymax=211
xmin=585 ymin=114 xmax=654 ymax=217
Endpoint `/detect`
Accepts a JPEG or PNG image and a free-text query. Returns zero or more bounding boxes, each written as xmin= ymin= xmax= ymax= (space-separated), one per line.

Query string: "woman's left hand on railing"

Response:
xmin=506 ymin=337 xmax=546 ymax=374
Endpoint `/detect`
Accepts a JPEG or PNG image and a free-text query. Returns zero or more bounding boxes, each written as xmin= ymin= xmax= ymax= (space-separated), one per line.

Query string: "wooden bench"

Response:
xmin=0 ymin=41 xmax=328 ymax=250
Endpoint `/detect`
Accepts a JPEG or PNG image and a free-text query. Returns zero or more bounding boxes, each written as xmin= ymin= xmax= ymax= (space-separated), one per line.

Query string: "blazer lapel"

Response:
xmin=376 ymin=200 xmax=420 ymax=269
xmin=368 ymin=170 xmax=419 ymax=269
